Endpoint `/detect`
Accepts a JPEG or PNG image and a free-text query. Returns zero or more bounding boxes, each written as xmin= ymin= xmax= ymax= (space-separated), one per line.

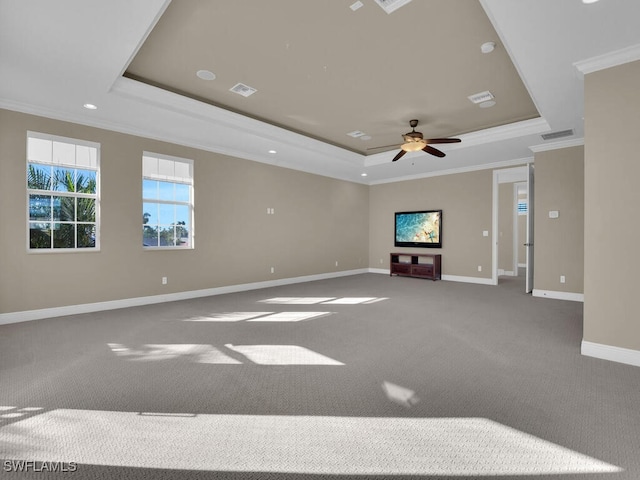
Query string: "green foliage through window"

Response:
xmin=142 ymin=154 xmax=193 ymax=249
xmin=27 ymin=133 xmax=99 ymax=250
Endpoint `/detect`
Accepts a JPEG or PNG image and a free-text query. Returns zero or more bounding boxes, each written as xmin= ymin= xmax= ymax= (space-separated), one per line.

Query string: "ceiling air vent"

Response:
xmin=541 ymin=129 xmax=574 ymax=141
xmin=468 ymin=91 xmax=494 ymax=104
xmin=373 ymin=0 xmax=413 ymax=14
xmin=229 ymin=83 xmax=257 ymax=98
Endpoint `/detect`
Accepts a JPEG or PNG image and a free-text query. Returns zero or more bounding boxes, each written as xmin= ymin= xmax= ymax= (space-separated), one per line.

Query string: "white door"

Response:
xmin=525 ymin=163 xmax=535 ymax=293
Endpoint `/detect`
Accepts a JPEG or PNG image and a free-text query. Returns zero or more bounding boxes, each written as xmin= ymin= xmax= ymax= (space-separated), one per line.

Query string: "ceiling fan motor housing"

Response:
xmin=404 ymin=131 xmax=424 ymax=141
xmin=404 ymin=119 xmax=423 ymax=141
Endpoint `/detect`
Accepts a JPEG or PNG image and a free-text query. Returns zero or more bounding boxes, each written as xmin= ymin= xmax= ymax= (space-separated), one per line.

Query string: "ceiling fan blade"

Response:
xmin=366 ymin=144 xmax=400 ymax=151
xmin=392 ymin=150 xmax=407 ymax=162
xmin=422 ymin=145 xmax=446 ymax=157
xmin=425 ymin=138 xmax=462 ymax=144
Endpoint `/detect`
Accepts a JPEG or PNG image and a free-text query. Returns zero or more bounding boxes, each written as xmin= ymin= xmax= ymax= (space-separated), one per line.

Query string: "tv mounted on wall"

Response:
xmin=394 ymin=210 xmax=442 ymax=248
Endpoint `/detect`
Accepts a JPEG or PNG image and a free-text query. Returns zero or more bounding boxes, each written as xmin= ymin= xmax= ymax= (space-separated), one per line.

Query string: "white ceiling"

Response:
xmin=1 ymin=0 xmax=640 ymax=185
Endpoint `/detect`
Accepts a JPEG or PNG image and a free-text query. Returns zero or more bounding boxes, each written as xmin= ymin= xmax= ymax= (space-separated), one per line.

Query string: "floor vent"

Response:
xmin=229 ymin=83 xmax=257 ymax=97
xmin=541 ymin=129 xmax=574 ymax=141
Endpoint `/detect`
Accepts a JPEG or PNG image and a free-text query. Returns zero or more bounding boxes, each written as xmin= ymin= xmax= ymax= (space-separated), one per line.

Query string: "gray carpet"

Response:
xmin=1 ymin=273 xmax=639 ymax=479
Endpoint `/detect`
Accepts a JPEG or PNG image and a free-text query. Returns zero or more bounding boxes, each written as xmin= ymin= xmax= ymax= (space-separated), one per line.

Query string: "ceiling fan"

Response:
xmin=371 ymin=120 xmax=461 ymax=162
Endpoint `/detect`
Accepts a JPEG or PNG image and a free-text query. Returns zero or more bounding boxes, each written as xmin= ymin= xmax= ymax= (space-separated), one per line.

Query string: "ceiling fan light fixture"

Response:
xmin=401 ymin=140 xmax=425 ymax=152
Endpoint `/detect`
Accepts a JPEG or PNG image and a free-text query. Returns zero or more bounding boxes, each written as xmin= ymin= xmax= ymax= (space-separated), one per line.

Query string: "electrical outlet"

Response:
xmin=335 ymin=261 xmax=339 ymax=267
xmin=560 ymin=275 xmax=566 ymax=284
xmin=380 ymin=258 xmax=383 ymax=264
xmin=270 ymin=267 xmax=275 ymax=274
xmin=162 ymin=277 xmax=168 ymax=285
xmin=478 ymin=266 xmax=482 ymax=272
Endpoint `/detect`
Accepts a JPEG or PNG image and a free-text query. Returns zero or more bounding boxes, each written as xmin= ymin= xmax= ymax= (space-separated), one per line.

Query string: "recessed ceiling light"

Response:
xmin=350 ymin=1 xmax=364 ymax=11
xmin=361 ymin=173 xmax=368 ymax=177
xmin=481 ymin=42 xmax=496 ymax=54
xmin=196 ymin=70 xmax=216 ymax=81
xmin=83 ymin=103 xmax=97 ymax=110
xmin=582 ymin=0 xmax=599 ymax=4
xmin=268 ymin=150 xmax=277 ymax=154
xmin=347 ymin=130 xmax=366 ymax=138
xmin=479 ymin=100 xmax=496 ymax=108
xmin=360 ymin=135 xmax=372 ymax=141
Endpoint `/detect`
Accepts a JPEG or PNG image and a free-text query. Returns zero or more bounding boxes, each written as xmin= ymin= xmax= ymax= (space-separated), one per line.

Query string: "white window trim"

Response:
xmin=142 ymin=151 xmax=194 ymax=250
xmin=26 ymin=131 xmax=101 ymax=253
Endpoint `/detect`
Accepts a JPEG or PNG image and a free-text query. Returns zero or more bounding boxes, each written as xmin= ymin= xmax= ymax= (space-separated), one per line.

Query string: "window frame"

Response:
xmin=142 ymin=152 xmax=194 ymax=250
xmin=26 ymin=131 xmax=101 ymax=253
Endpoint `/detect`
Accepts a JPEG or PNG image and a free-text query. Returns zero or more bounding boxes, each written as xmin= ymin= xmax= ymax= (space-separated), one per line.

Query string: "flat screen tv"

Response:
xmin=394 ymin=210 xmax=442 ymax=248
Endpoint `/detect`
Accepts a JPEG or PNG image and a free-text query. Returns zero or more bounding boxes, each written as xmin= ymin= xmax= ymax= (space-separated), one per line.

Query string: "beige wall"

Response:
xmin=533 ymin=146 xmax=584 ymax=294
xmin=0 ymin=110 xmax=369 ymax=314
xmin=0 ymin=106 xmax=597 ymax=321
xmin=498 ymin=183 xmax=515 ymax=273
xmin=369 ymin=170 xmax=493 ymax=278
xmin=584 ymin=60 xmax=640 ymax=351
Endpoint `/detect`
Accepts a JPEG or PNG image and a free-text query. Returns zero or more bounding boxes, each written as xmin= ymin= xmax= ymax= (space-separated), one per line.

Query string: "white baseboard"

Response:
xmin=441 ymin=274 xmax=495 ymax=285
xmin=581 ymin=340 xmax=640 ymax=368
xmin=370 ymin=269 xmax=494 ymax=286
xmin=368 ymin=268 xmax=390 ymax=275
xmin=532 ymin=289 xmax=584 ymax=302
xmin=0 ymin=269 xmax=369 ymax=325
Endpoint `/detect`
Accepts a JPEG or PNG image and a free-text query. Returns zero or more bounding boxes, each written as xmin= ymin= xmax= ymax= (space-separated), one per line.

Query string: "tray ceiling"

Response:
xmin=124 ymin=0 xmax=539 ymax=155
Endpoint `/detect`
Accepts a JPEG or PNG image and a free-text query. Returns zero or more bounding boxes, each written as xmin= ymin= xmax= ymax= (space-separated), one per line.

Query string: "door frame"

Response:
xmin=492 ymin=164 xmax=531 ymax=285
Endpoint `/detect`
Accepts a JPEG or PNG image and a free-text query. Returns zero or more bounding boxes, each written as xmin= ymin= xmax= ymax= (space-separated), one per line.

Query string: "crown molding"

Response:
xmin=529 ymin=138 xmax=584 ymax=153
xmin=574 ymin=43 xmax=640 ymax=76
xmin=110 ymin=77 xmax=362 ymax=165
xmin=457 ymin=117 xmax=550 ymax=147
xmin=368 ymin=157 xmax=532 ymax=185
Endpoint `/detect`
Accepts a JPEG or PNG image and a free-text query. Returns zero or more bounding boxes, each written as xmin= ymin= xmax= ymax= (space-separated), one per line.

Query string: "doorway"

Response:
xmin=492 ymin=165 xmax=534 ymax=292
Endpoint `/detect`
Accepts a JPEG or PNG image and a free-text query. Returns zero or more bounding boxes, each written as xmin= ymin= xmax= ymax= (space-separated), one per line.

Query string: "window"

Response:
xmin=27 ymin=132 xmax=99 ymax=251
xmin=142 ymin=153 xmax=193 ymax=248
xmin=518 ymin=199 xmax=528 ymax=215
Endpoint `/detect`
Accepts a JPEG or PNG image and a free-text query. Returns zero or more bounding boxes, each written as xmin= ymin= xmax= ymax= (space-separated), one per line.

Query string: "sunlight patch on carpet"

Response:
xmin=259 ymin=297 xmax=388 ymax=305
xmin=108 ymin=343 xmax=344 ymax=365
xmin=184 ymin=312 xmax=273 ymax=322
xmin=246 ymin=312 xmax=332 ymax=322
xmin=224 ymin=344 xmax=344 ymax=365
xmin=260 ymin=297 xmax=336 ymax=304
xmin=0 ymin=411 xmax=621 ymax=475
xmin=382 ymin=381 xmax=420 ymax=408
xmin=108 ymin=343 xmax=242 ymax=364
xmin=183 ymin=312 xmax=332 ymax=322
